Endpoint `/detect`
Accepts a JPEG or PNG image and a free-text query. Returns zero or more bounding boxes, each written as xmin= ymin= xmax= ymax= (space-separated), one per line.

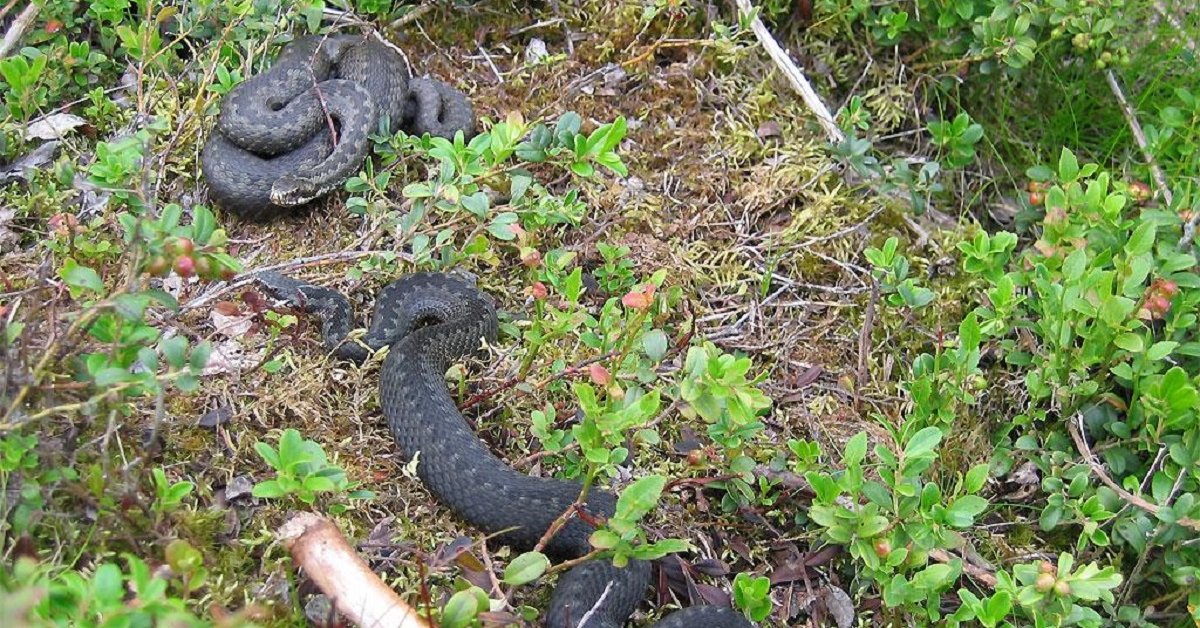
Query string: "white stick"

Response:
xmin=733 ymin=0 xmax=845 ymax=144
xmin=0 ymin=3 xmax=40 ymax=60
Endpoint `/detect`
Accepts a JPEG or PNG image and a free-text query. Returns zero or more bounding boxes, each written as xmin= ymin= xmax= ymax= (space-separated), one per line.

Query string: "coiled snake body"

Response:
xmin=256 ymin=271 xmax=755 ymax=628
xmin=202 ymin=35 xmax=476 ymax=221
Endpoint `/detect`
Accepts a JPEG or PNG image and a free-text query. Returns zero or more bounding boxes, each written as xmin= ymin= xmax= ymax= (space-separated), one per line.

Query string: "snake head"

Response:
xmin=270 ymin=175 xmax=324 ymax=206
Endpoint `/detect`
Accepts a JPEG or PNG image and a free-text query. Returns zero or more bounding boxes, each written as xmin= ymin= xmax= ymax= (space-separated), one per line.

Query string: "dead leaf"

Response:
xmin=0 ymin=140 xmax=59 ymax=186
xmin=201 ymin=339 xmax=262 ymax=375
xmin=198 ymin=403 xmax=233 ymax=428
xmin=524 ymin=37 xmax=548 ymax=64
xmin=24 ymin=113 xmax=88 ymax=141
xmin=819 ymin=584 xmax=854 ymax=628
xmin=756 ymin=119 xmax=782 ymax=140
xmin=211 ymin=302 xmax=254 ymax=338
xmin=225 ymin=475 xmax=253 ymax=501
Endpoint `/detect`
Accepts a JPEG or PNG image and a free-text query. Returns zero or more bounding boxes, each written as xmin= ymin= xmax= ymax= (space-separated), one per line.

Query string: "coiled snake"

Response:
xmin=202 ymin=34 xmax=475 ymax=221
xmin=256 ymin=271 xmax=755 ymax=628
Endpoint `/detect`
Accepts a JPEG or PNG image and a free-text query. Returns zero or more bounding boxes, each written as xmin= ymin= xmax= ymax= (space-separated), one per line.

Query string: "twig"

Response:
xmin=181 ymin=250 xmax=412 ymax=310
xmin=459 ymin=350 xmax=617 ymax=411
xmin=1182 ymin=207 xmax=1200 ymax=251
xmin=1068 ymin=414 xmax=1200 ymax=531
xmin=278 ymin=513 xmax=430 ymax=628
xmin=0 ymin=2 xmax=38 ymax=60
xmin=929 ymin=548 xmax=997 ymax=588
xmin=854 ymin=280 xmax=879 ymax=412
xmin=476 ymin=45 xmax=504 ymax=83
xmin=1104 ymin=70 xmax=1172 ymax=207
xmin=387 ymin=2 xmax=436 ymax=31
xmin=733 ymin=0 xmax=844 ymax=144
xmin=575 ymin=580 xmax=615 ymax=628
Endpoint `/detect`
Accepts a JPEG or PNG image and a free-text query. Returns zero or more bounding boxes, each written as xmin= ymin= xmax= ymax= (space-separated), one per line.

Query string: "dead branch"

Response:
xmin=0 ymin=2 xmax=39 ymax=60
xmin=1068 ymin=415 xmax=1200 ymax=532
xmin=278 ymin=513 xmax=430 ymax=628
xmin=733 ymin=0 xmax=844 ymax=145
xmin=1104 ymin=70 xmax=1172 ymax=207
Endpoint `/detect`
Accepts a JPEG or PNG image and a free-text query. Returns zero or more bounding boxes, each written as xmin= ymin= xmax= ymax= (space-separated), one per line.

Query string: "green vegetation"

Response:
xmin=1 ymin=0 xmax=1197 ymax=626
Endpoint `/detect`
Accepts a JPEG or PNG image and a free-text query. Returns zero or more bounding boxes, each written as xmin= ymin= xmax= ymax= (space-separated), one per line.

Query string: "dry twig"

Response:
xmin=0 ymin=2 xmax=39 ymax=59
xmin=1068 ymin=414 xmax=1200 ymax=532
xmin=732 ymin=0 xmax=844 ymax=144
xmin=1104 ymin=70 xmax=1172 ymax=207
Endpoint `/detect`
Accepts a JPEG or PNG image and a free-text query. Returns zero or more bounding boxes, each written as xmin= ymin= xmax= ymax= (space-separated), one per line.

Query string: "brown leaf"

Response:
xmin=819 ymin=585 xmax=855 ymax=628
xmin=756 ymin=119 xmax=782 ymax=140
xmin=692 ymin=558 xmax=730 ymax=577
xmin=430 ymin=536 xmax=476 ymax=569
xmin=695 ymin=583 xmax=732 ymax=606
xmin=198 ymin=403 xmax=233 ymax=428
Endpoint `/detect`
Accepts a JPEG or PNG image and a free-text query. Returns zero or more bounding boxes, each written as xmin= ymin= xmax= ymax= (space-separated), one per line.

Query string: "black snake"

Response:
xmin=255 ymin=271 xmax=756 ymax=628
xmin=202 ymin=34 xmax=475 ymax=221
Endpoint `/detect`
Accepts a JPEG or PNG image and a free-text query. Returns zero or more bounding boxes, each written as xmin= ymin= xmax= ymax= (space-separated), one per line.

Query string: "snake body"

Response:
xmin=202 ymin=35 xmax=476 ymax=221
xmin=256 ymin=271 xmax=755 ymax=628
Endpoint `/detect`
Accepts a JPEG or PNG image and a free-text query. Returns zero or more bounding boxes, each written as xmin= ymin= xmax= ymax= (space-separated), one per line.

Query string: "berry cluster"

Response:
xmin=143 ymin=237 xmax=235 ymax=282
xmin=1139 ymin=278 xmax=1179 ymax=321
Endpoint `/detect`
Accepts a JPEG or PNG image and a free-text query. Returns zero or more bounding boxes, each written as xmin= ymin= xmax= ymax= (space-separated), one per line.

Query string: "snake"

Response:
xmin=201 ymin=34 xmax=476 ymax=221
xmin=254 ymin=271 xmax=757 ymax=628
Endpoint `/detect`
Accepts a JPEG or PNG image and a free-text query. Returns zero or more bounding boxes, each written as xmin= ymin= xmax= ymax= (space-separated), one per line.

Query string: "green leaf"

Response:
xmin=964 ymin=463 xmax=989 ymax=494
xmin=91 ymin=563 xmax=124 ymax=604
xmin=856 ymin=515 xmax=890 ymax=538
xmin=1058 ymin=148 xmax=1079 ymax=182
xmin=510 ymin=172 xmax=533 ymax=202
xmin=191 ymin=205 xmax=216 ymax=245
xmin=590 ymin=528 xmax=620 ymax=549
xmin=461 ymin=191 xmax=490 ymax=217
xmin=1062 ymin=247 xmax=1088 ymax=282
xmin=642 ymin=329 xmax=669 ymax=361
xmin=615 ymin=475 xmax=666 ymax=522
xmin=945 ymin=495 xmax=989 ymax=527
xmin=1114 ymin=333 xmax=1145 ymax=353
xmin=253 ymin=442 xmax=281 ymax=470
xmin=61 ymin=259 xmax=104 ymax=293
xmin=904 ymin=426 xmax=943 ymax=459
xmin=1146 ymin=341 xmax=1178 ymax=361
xmin=503 ymin=551 xmax=550 ymax=585
xmin=160 ymin=335 xmax=188 ymax=368
xmin=843 ymin=432 xmax=868 ymax=466
xmin=563 ymin=267 xmax=584 ymax=302
xmin=251 ymin=480 xmax=287 ymax=499
xmin=303 ymin=476 xmax=337 ymax=493
xmin=1125 ymin=221 xmax=1157 ymax=257
xmin=440 ymin=589 xmax=483 ymax=628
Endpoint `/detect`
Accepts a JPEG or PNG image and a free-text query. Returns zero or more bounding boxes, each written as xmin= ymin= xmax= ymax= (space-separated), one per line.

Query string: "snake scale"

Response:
xmin=202 ymin=34 xmax=475 ymax=221
xmin=255 ymin=271 xmax=755 ymax=628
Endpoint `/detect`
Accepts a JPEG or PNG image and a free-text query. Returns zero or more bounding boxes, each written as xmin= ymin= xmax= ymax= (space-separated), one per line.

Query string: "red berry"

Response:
xmin=174 ymin=256 xmax=195 ymax=277
xmin=1029 ymin=192 xmax=1043 ymax=206
xmin=1128 ymin=181 xmax=1151 ymax=204
xmin=145 ymin=256 xmax=170 ymax=277
xmin=173 ymin=237 xmax=195 ymax=256
xmin=521 ymin=248 xmax=542 ymax=268
xmin=1035 ymin=573 xmax=1056 ymax=592
xmin=588 ymin=363 xmax=612 ymax=386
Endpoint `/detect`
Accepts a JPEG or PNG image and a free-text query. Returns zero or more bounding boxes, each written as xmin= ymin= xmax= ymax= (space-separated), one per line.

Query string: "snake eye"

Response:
xmin=267 ymin=98 xmax=284 ymax=112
